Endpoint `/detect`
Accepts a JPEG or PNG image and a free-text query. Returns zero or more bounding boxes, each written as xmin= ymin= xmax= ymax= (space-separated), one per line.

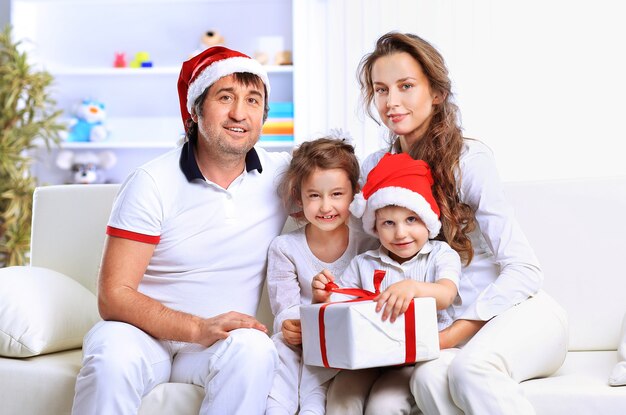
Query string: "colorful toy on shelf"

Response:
xmin=275 ymin=50 xmax=292 ymax=65
xmin=253 ymin=51 xmax=269 ymax=65
xmin=130 ymin=51 xmax=152 ymax=68
xmin=65 ymin=99 xmax=108 ymax=142
xmin=190 ymin=30 xmax=225 ymax=58
xmin=56 ymin=150 xmax=117 ymax=184
xmin=261 ymin=101 xmax=294 ymax=142
xmin=113 ymin=52 xmax=127 ymax=68
xmin=261 ymin=119 xmax=293 ymax=135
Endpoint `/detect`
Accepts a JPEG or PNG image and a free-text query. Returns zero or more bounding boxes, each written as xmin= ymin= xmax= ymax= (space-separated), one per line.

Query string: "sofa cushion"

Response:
xmin=504 ymin=177 xmax=626 ymax=351
xmin=0 ymin=349 xmax=204 ymax=415
xmin=609 ymin=313 xmax=626 ymax=386
xmin=0 ymin=266 xmax=100 ymax=358
xmin=0 ymin=349 xmax=82 ymax=414
xmin=523 ymin=351 xmax=626 ymax=414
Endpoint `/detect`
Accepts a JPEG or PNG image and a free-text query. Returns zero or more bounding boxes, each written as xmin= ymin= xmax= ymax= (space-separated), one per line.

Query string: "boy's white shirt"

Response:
xmin=336 ymin=240 xmax=461 ymax=330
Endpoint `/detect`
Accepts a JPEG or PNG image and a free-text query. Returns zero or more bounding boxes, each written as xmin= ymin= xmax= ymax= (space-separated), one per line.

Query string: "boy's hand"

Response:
xmin=282 ymin=319 xmax=302 ymax=345
xmin=375 ymin=280 xmax=418 ymax=323
xmin=311 ymin=269 xmax=335 ymax=303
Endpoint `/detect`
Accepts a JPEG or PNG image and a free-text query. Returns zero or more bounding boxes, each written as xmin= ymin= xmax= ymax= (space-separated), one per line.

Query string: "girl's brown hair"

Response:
xmin=358 ymin=32 xmax=476 ymax=264
xmin=278 ymin=137 xmax=360 ymax=219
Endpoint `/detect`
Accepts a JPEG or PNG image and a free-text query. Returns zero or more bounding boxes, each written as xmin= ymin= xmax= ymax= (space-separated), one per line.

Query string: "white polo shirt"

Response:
xmin=107 ymin=140 xmax=291 ymax=318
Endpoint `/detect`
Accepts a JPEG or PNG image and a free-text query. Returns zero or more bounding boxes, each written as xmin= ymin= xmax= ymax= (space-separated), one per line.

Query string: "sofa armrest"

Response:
xmin=30 ymin=184 xmax=120 ymax=294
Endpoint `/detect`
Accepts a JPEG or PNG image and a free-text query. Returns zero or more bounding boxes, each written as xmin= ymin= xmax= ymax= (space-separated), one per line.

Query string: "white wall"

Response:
xmin=295 ymin=0 xmax=626 ymax=182
xmin=0 ymin=0 xmax=10 ymax=29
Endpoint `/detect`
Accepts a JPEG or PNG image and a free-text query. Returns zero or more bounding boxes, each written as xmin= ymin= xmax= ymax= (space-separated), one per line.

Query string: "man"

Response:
xmin=72 ymin=47 xmax=291 ymax=415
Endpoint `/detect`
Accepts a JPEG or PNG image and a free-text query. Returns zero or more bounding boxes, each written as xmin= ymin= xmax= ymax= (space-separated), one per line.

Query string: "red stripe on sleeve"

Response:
xmin=106 ymin=226 xmax=160 ymax=244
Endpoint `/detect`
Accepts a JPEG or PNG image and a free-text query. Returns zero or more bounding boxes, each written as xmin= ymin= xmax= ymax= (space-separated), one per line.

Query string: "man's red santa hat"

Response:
xmin=350 ymin=153 xmax=441 ymax=238
xmin=177 ymin=46 xmax=270 ymax=126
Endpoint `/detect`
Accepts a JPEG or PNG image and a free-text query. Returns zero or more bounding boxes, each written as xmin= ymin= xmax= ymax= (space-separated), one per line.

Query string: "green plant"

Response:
xmin=0 ymin=25 xmax=64 ymax=267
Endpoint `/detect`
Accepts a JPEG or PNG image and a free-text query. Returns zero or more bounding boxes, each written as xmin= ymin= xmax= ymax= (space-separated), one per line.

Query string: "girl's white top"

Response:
xmin=266 ymin=223 xmax=377 ymax=334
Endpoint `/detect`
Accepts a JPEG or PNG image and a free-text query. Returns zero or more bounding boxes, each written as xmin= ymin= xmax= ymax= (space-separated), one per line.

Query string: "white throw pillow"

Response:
xmin=609 ymin=313 xmax=626 ymax=386
xmin=0 ymin=266 xmax=101 ymax=358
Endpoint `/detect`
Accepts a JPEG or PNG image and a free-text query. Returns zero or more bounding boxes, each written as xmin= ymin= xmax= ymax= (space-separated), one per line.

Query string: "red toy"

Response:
xmin=113 ymin=52 xmax=127 ymax=68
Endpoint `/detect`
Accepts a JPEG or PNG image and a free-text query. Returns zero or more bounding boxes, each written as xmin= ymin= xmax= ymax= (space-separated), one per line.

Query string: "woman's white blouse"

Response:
xmin=360 ymin=139 xmax=542 ymax=321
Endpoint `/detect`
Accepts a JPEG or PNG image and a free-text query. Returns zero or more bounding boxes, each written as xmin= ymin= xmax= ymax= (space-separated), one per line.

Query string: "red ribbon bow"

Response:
xmin=318 ymin=270 xmax=417 ymax=368
xmin=323 ymin=269 xmax=386 ymax=298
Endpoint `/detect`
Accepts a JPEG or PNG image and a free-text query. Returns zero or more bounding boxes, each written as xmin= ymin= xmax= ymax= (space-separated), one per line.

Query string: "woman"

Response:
xmin=326 ymin=32 xmax=568 ymax=415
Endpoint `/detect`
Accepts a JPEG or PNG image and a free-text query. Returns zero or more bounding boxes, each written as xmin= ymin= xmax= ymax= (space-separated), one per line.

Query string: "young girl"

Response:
xmin=265 ymin=136 xmax=377 ymax=415
xmin=325 ymin=32 xmax=568 ymax=415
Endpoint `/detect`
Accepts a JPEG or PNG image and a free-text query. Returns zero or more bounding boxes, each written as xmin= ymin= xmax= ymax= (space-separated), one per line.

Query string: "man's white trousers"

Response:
xmin=72 ymin=321 xmax=278 ymax=415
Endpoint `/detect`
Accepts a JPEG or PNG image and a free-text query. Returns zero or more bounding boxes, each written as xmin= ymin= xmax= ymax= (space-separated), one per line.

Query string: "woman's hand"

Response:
xmin=438 ymin=326 xmax=455 ymax=349
xmin=282 ymin=319 xmax=302 ymax=345
xmin=375 ymin=280 xmax=419 ymax=323
xmin=438 ymin=319 xmax=486 ymax=349
xmin=311 ymin=269 xmax=335 ymax=303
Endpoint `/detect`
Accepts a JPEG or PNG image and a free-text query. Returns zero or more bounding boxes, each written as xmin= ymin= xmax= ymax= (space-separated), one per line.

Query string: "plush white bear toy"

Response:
xmin=56 ymin=150 xmax=117 ymax=184
xmin=65 ymin=99 xmax=109 ymax=142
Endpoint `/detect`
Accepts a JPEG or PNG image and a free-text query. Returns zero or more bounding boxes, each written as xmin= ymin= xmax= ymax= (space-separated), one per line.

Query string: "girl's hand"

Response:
xmin=375 ymin=280 xmax=419 ymax=323
xmin=282 ymin=319 xmax=302 ymax=345
xmin=311 ymin=269 xmax=335 ymax=303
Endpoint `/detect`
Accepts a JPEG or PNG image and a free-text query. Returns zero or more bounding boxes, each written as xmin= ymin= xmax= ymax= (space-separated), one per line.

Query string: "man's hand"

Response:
xmin=195 ymin=311 xmax=267 ymax=347
xmin=375 ymin=280 xmax=418 ymax=323
xmin=311 ymin=269 xmax=335 ymax=303
xmin=282 ymin=319 xmax=302 ymax=345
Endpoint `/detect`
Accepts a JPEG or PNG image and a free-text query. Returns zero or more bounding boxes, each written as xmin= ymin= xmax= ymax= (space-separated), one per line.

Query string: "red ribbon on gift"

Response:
xmin=318 ymin=270 xmax=417 ymax=368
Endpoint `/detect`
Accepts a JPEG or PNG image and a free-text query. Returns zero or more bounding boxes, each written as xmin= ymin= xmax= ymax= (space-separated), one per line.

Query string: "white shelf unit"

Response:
xmin=12 ymin=0 xmax=295 ymax=184
xmin=48 ymin=65 xmax=294 ymax=76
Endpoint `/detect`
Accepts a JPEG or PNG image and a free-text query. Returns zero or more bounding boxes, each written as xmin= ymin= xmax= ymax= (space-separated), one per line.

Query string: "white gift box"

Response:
xmin=301 ymin=297 xmax=440 ymax=370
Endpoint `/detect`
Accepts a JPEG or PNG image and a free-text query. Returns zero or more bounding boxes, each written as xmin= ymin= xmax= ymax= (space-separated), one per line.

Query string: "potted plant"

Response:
xmin=0 ymin=25 xmax=64 ymax=267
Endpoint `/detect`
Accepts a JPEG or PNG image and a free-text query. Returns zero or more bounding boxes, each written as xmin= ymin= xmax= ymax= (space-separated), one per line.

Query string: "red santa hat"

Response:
xmin=177 ymin=46 xmax=270 ymax=126
xmin=350 ymin=153 xmax=441 ymax=238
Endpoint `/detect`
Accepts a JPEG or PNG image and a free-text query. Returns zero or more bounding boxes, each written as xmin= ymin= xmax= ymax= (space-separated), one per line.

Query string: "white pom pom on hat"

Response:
xmin=349 ymin=153 xmax=441 ymax=238
xmin=350 ymin=192 xmax=367 ymax=218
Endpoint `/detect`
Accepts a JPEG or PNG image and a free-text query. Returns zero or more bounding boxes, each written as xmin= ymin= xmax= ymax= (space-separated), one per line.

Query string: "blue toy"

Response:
xmin=66 ymin=99 xmax=108 ymax=142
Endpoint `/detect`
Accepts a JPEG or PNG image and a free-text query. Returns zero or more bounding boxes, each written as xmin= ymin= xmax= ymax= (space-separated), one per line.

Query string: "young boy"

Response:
xmin=312 ymin=152 xmax=460 ymax=331
xmin=310 ymin=153 xmax=463 ymax=413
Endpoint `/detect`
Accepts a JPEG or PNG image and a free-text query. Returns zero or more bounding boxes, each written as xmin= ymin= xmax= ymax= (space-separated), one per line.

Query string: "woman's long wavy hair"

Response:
xmin=358 ymin=32 xmax=476 ymax=264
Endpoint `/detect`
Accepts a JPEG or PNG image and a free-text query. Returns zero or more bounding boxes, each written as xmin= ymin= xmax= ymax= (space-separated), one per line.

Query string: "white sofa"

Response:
xmin=0 ymin=177 xmax=625 ymax=414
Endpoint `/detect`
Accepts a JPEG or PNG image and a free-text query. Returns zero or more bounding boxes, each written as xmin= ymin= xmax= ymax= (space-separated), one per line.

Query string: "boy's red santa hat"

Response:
xmin=350 ymin=153 xmax=441 ymax=238
xmin=177 ymin=46 xmax=270 ymax=126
